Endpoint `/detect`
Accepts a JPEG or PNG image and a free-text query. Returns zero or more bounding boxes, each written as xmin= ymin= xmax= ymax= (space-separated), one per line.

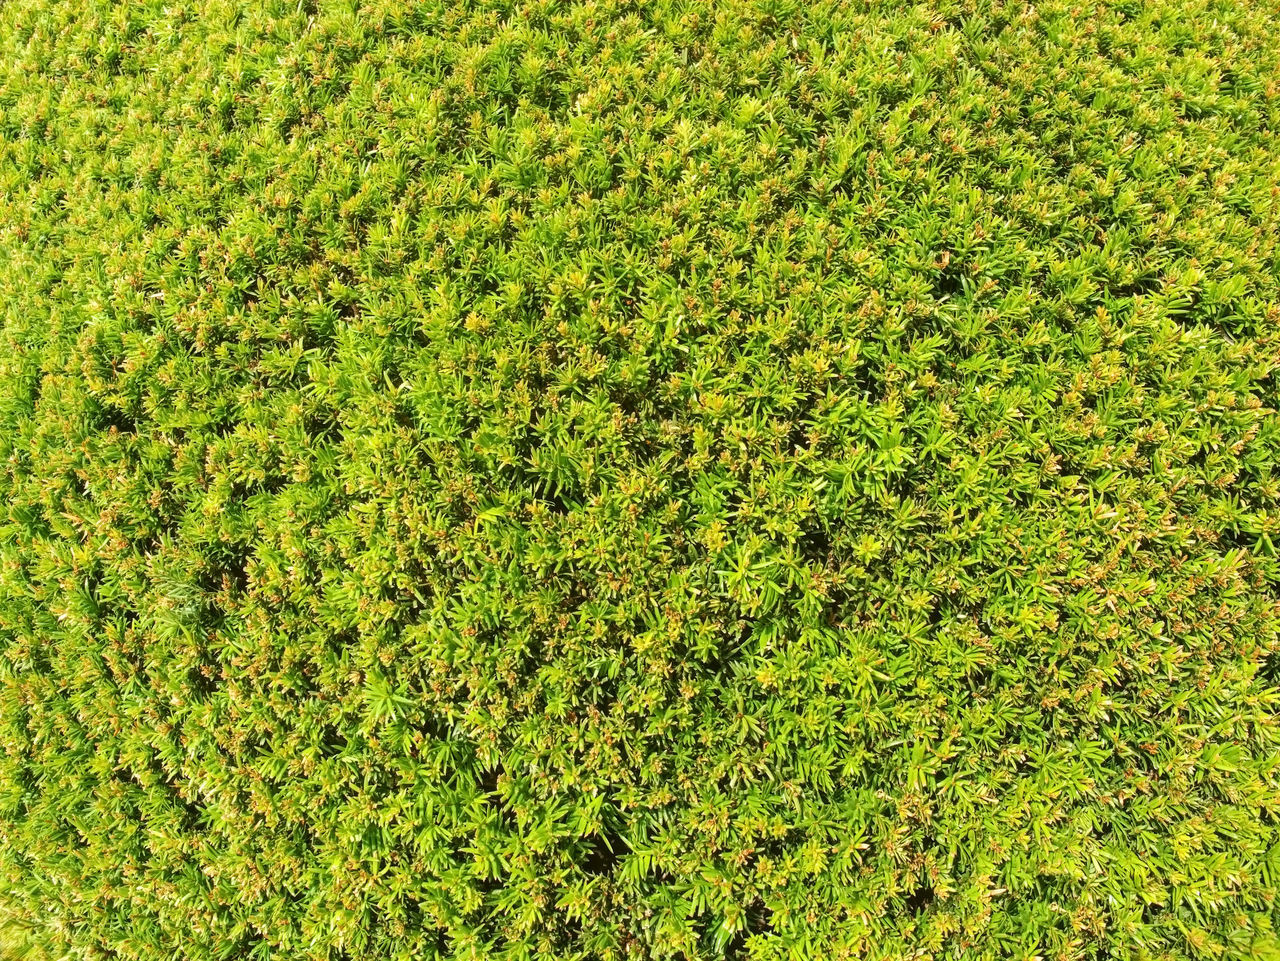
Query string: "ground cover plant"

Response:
xmin=1 ymin=0 xmax=1280 ymax=958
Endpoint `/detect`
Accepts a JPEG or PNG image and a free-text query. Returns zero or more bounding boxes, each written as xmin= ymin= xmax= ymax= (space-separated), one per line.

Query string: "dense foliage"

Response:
xmin=1 ymin=0 xmax=1279 ymax=958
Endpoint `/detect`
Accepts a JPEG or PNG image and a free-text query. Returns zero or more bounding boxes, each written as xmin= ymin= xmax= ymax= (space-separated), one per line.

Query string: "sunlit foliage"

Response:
xmin=1 ymin=0 xmax=1279 ymax=958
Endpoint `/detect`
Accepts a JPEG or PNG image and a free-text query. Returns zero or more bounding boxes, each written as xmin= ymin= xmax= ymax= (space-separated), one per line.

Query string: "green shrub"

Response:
xmin=2 ymin=0 xmax=1279 ymax=958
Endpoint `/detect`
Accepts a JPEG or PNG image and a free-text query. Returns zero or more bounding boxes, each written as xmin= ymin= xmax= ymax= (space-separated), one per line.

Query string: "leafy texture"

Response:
xmin=2 ymin=0 xmax=1280 ymax=959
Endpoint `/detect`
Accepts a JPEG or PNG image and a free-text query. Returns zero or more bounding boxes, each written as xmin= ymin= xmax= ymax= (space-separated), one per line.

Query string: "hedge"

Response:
xmin=1 ymin=0 xmax=1279 ymax=959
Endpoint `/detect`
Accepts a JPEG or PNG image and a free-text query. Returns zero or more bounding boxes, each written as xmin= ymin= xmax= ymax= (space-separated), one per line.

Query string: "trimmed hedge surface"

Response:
xmin=2 ymin=0 xmax=1280 ymax=959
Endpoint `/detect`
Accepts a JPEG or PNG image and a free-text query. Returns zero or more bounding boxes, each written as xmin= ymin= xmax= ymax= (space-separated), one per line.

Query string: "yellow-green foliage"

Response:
xmin=1 ymin=0 xmax=1280 ymax=959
